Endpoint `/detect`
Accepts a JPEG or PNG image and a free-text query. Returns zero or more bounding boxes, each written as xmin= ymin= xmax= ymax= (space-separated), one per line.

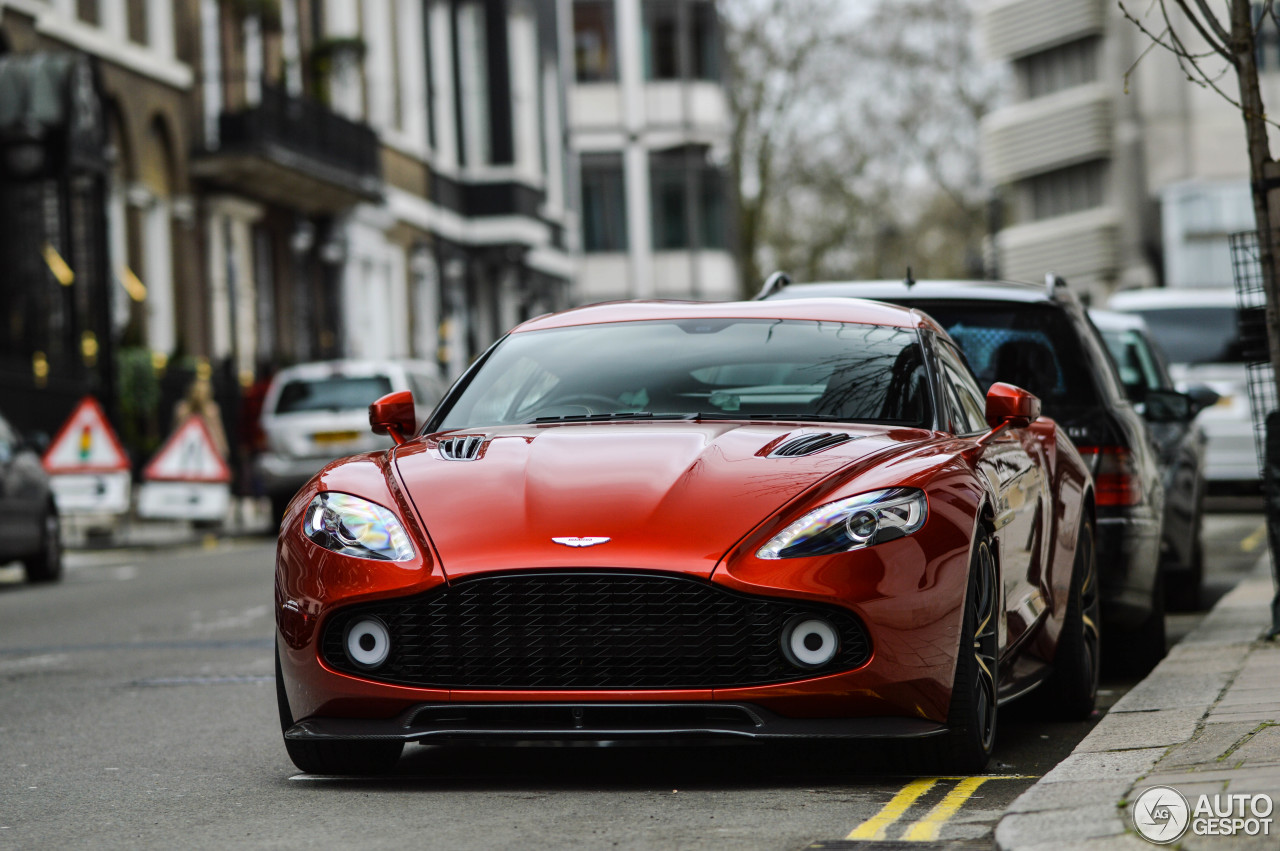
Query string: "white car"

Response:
xmin=255 ymin=360 xmax=445 ymax=524
xmin=1107 ymin=288 xmax=1259 ymax=492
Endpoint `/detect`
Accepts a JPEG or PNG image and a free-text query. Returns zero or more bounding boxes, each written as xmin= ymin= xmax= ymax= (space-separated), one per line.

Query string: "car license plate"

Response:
xmin=312 ymin=431 xmax=360 ymax=445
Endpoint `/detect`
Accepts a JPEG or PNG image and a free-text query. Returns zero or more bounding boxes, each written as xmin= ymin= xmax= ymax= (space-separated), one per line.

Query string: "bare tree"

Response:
xmin=1120 ymin=0 xmax=1280 ymax=391
xmin=720 ymin=0 xmax=994 ymax=293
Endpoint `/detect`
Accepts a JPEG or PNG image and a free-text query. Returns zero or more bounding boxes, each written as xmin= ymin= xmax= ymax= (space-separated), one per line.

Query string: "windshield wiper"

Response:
xmin=528 ymin=412 xmax=697 ymax=423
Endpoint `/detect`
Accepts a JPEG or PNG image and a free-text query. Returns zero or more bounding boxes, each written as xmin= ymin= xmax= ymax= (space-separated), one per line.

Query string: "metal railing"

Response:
xmin=216 ymin=84 xmax=380 ymax=186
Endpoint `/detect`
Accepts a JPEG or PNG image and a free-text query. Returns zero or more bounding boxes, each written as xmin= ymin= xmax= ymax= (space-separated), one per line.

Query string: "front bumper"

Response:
xmin=284 ymin=701 xmax=947 ymax=743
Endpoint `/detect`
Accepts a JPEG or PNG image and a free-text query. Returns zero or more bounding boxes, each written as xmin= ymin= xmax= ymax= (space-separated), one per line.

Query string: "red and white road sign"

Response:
xmin=143 ymin=415 xmax=232 ymax=483
xmin=41 ymin=396 xmax=130 ymax=474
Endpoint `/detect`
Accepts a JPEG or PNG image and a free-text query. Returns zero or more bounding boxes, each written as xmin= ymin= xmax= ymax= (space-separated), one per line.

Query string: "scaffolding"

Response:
xmin=1228 ymin=231 xmax=1277 ymax=476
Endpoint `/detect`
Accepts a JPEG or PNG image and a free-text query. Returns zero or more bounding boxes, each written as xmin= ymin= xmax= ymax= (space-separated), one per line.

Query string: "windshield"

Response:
xmin=1127 ymin=306 xmax=1245 ymax=365
xmin=1098 ymin=328 xmax=1169 ymax=393
xmin=436 ymin=319 xmax=931 ymax=430
xmin=274 ymin=375 xmax=393 ymax=414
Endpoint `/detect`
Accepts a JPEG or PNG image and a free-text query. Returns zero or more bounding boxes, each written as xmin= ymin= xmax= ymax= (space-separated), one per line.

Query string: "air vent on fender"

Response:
xmin=437 ymin=435 xmax=485 ymax=461
xmin=768 ymin=432 xmax=856 ymax=458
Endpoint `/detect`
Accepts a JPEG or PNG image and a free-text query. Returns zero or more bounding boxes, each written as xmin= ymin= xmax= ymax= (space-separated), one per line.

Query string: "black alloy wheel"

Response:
xmin=1039 ymin=517 xmax=1100 ymax=719
xmin=930 ymin=531 xmax=998 ymax=773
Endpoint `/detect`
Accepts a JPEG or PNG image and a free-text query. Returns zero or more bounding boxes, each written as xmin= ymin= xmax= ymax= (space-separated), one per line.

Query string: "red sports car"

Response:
xmin=274 ymin=298 xmax=1098 ymax=775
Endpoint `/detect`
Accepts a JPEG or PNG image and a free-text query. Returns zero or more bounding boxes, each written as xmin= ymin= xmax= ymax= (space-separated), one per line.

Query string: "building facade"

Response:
xmin=0 ymin=0 xmax=575 ymax=453
xmin=979 ymin=0 xmax=1280 ymax=299
xmin=978 ymin=0 xmax=1156 ymax=303
xmin=566 ymin=0 xmax=736 ymax=303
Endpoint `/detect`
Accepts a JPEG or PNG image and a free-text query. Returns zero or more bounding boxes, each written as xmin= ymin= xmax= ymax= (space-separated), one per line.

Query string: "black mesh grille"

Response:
xmin=321 ymin=571 xmax=871 ymax=690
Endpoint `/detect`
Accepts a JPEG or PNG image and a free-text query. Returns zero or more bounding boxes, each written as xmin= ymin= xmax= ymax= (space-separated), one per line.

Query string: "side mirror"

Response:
xmin=369 ymin=391 xmax=416 ymax=445
xmin=1143 ymin=388 xmax=1193 ymax=423
xmin=985 ymin=382 xmax=1041 ymax=429
xmin=1185 ymin=383 xmax=1220 ymax=416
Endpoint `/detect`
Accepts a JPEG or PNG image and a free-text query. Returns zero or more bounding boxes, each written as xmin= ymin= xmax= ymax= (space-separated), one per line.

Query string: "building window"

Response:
xmin=650 ymin=149 xmax=728 ymax=250
xmin=1257 ymin=4 xmax=1280 ymax=70
xmin=581 ymin=155 xmax=628 ymax=252
xmin=574 ymin=0 xmax=617 ymax=82
xmin=642 ymin=0 xmax=720 ymax=81
xmin=1015 ymin=37 xmax=1099 ymax=100
xmin=1026 ymin=160 xmax=1106 ymax=221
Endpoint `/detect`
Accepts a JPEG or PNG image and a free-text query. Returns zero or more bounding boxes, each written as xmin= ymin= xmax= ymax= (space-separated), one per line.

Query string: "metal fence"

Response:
xmin=1229 ymin=230 xmax=1278 ymax=476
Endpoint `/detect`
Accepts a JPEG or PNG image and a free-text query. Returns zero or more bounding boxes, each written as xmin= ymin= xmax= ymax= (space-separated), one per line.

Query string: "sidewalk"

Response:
xmin=996 ymin=556 xmax=1280 ymax=850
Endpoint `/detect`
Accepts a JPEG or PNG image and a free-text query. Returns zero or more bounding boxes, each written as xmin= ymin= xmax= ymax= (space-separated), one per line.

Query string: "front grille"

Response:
xmin=322 ymin=571 xmax=871 ymax=690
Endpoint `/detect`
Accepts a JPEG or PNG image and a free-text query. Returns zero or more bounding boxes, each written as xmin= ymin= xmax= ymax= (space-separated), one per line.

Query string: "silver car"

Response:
xmin=255 ymin=360 xmax=445 ymax=525
xmin=1107 ymin=288 xmax=1258 ymax=493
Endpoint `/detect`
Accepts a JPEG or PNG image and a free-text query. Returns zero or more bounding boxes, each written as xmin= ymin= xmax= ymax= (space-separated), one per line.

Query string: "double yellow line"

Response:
xmin=846 ymin=775 xmax=1036 ymax=842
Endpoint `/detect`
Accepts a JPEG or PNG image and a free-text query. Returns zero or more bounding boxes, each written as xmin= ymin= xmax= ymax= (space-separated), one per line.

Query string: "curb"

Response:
xmin=996 ymin=556 xmax=1277 ymax=850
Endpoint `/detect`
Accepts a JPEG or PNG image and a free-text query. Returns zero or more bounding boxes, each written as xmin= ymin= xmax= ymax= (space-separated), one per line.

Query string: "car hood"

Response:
xmin=392 ymin=421 xmax=928 ymax=579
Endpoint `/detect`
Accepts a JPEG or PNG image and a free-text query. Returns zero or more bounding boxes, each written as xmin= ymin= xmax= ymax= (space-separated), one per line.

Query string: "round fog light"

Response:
xmin=782 ymin=617 xmax=840 ymax=668
xmin=345 ymin=617 xmax=391 ymax=668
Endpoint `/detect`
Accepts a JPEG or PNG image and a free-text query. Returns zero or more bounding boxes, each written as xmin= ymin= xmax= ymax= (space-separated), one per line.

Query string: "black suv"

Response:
xmin=765 ymin=276 xmax=1175 ymax=672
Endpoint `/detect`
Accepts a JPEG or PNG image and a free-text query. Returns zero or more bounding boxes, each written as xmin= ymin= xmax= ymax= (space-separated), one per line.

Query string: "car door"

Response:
xmin=935 ymin=339 xmax=1046 ymax=653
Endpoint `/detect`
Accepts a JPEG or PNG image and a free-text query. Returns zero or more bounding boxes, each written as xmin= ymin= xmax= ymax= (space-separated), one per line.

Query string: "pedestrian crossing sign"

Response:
xmin=41 ymin=396 xmax=130 ymax=473
xmin=143 ymin=415 xmax=232 ymax=483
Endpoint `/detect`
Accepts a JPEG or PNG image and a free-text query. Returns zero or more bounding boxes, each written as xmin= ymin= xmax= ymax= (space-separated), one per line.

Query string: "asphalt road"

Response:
xmin=0 ymin=509 xmax=1267 ymax=850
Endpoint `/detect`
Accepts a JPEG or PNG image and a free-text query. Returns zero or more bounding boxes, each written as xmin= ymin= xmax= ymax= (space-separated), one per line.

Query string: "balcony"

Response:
xmin=997 ymin=206 xmax=1120 ymax=292
xmin=193 ymin=85 xmax=382 ymax=214
xmin=981 ymin=84 xmax=1112 ymax=183
xmin=981 ymin=0 xmax=1104 ymax=60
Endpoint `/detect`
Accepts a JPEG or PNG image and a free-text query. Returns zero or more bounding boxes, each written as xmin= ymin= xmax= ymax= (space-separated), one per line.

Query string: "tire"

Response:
xmin=275 ymin=646 xmax=402 ymax=775
xmin=1039 ymin=517 xmax=1100 ymax=720
xmin=23 ymin=502 xmax=63 ymax=584
xmin=929 ymin=531 xmax=999 ymax=774
xmin=1165 ymin=534 xmax=1204 ymax=613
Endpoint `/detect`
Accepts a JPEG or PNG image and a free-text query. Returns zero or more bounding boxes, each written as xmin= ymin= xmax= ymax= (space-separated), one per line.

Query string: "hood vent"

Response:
xmin=769 ymin=432 xmax=855 ymax=458
xmin=437 ymin=435 xmax=485 ymax=461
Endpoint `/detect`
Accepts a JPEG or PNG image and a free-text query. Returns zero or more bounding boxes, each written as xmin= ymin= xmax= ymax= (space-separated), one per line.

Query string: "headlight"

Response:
xmin=302 ymin=492 xmax=415 ymax=562
xmin=756 ymin=487 xmax=927 ymax=560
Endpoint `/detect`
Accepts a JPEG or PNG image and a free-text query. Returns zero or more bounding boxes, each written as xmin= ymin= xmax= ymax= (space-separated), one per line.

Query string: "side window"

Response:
xmin=936 ymin=341 xmax=988 ymax=435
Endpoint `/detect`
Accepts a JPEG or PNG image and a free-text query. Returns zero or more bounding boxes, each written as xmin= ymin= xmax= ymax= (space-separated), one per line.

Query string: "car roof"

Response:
xmin=1107 ymin=287 xmax=1237 ymax=310
xmin=513 ymin=298 xmax=944 ymax=334
xmin=1088 ymin=309 xmax=1148 ymax=332
xmin=271 ymin=359 xmax=436 ymax=382
xmin=767 ymin=279 xmax=1063 ymax=305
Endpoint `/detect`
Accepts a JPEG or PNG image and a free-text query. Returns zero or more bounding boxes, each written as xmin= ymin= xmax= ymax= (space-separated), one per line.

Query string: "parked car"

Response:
xmin=1107 ymin=287 xmax=1258 ymax=493
xmin=764 ymin=276 xmax=1170 ymax=672
xmin=1090 ymin=309 xmax=1215 ymax=610
xmin=255 ymin=360 xmax=445 ymax=525
xmin=0 ymin=409 xmax=61 ymax=583
xmin=275 ymin=298 xmax=1098 ymax=776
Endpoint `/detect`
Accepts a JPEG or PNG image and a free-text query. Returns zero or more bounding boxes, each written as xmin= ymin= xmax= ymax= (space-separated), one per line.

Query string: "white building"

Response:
xmin=979 ymin=0 xmax=1280 ymax=298
xmin=566 ymin=0 xmax=737 ymax=303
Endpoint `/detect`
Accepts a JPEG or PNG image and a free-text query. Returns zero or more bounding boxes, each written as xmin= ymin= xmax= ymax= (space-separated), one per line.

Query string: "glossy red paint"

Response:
xmin=984 ymin=382 xmax=1042 ymax=428
xmin=273 ymin=298 xmax=1095 ymax=761
xmin=368 ymin=390 xmax=415 ymax=444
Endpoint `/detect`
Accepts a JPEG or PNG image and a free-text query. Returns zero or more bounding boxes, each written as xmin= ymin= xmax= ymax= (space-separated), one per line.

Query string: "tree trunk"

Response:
xmin=1230 ymin=0 xmax=1280 ymax=393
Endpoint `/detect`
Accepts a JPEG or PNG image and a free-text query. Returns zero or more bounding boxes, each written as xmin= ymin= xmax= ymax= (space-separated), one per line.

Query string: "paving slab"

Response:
xmin=1073 ymin=708 xmax=1203 ymax=753
xmin=1156 ymin=722 xmax=1262 ymax=769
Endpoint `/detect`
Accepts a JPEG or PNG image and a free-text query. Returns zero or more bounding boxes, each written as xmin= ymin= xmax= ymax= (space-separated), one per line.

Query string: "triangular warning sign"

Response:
xmin=143 ymin=415 xmax=232 ymax=483
xmin=42 ymin=396 xmax=131 ymax=473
